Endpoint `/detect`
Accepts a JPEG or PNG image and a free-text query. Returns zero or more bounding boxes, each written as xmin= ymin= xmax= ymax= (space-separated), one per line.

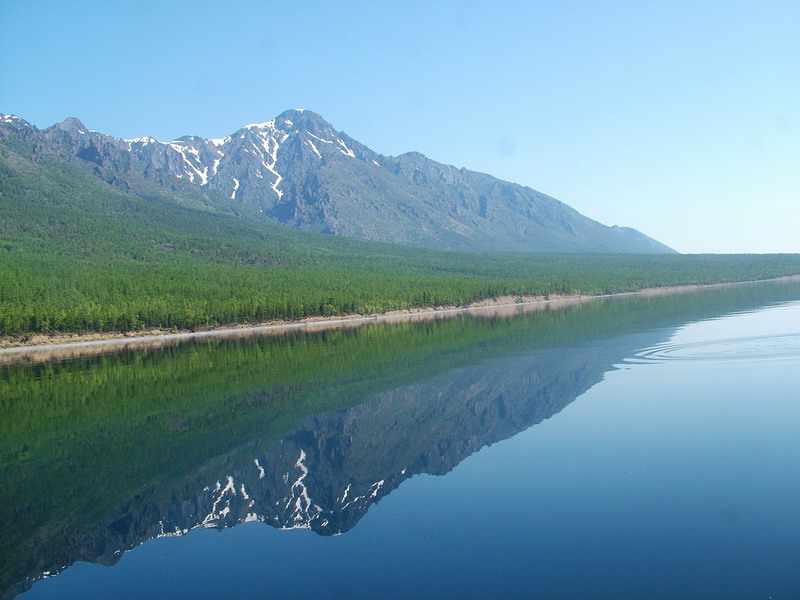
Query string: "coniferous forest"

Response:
xmin=2 ymin=137 xmax=800 ymax=339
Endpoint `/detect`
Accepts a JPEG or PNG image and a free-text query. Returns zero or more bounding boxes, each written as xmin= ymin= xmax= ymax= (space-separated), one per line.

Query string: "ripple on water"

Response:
xmin=627 ymin=332 xmax=800 ymax=364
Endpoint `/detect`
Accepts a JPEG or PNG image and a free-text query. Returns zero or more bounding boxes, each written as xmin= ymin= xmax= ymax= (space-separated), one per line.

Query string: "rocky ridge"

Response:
xmin=0 ymin=110 xmax=674 ymax=253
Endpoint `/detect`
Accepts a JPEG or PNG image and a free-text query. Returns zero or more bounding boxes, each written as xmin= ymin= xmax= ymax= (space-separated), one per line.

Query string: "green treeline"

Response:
xmin=7 ymin=252 xmax=800 ymax=337
xmin=3 ymin=139 xmax=800 ymax=337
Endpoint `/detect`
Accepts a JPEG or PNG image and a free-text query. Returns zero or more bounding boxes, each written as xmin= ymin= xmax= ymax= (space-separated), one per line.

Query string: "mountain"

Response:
xmin=4 ymin=128 xmax=797 ymax=340
xmin=0 ymin=111 xmax=674 ymax=253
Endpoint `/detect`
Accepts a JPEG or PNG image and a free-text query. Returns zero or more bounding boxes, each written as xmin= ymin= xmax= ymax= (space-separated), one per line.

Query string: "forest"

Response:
xmin=3 ymin=137 xmax=800 ymax=338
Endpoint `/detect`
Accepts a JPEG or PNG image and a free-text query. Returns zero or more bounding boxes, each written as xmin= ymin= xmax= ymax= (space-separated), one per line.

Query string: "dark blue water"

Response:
xmin=6 ymin=284 xmax=800 ymax=599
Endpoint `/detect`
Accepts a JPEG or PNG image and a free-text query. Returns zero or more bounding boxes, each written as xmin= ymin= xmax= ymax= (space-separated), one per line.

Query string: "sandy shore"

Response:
xmin=0 ymin=294 xmax=561 ymax=360
xmin=2 ymin=277 xmax=798 ymax=362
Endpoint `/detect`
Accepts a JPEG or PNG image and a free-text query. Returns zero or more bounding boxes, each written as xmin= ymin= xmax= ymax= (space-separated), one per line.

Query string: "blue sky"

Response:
xmin=2 ymin=0 xmax=798 ymax=253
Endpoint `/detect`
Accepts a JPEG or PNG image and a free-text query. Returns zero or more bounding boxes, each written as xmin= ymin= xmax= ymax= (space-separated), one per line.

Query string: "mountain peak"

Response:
xmin=241 ymin=110 xmax=330 ymax=134
xmin=274 ymin=108 xmax=331 ymax=132
xmin=53 ymin=117 xmax=88 ymax=135
xmin=276 ymin=108 xmax=316 ymax=120
xmin=1 ymin=113 xmax=26 ymax=125
xmin=0 ymin=114 xmax=34 ymax=134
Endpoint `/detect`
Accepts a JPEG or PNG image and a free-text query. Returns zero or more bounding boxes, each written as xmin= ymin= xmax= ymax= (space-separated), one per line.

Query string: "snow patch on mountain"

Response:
xmin=337 ymin=138 xmax=356 ymax=158
xmin=126 ymin=136 xmax=161 ymax=145
xmin=248 ymin=124 xmax=288 ymax=198
xmin=305 ymin=138 xmax=322 ymax=158
xmin=306 ymin=132 xmax=333 ymax=145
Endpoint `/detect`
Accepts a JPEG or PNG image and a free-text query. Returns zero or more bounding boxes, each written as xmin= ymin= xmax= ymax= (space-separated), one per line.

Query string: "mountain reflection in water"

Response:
xmin=2 ymin=279 xmax=800 ymax=599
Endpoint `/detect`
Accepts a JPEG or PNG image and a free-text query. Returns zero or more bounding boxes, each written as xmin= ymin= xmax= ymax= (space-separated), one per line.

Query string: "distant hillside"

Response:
xmin=3 ymin=128 xmax=800 ymax=338
xmin=1 ymin=111 xmax=674 ymax=253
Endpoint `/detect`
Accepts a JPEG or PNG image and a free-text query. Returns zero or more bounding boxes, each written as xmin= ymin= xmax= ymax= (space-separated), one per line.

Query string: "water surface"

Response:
xmin=3 ymin=280 xmax=799 ymax=599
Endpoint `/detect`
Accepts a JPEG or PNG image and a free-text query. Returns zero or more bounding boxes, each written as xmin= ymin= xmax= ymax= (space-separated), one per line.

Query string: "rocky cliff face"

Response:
xmin=0 ymin=111 xmax=674 ymax=253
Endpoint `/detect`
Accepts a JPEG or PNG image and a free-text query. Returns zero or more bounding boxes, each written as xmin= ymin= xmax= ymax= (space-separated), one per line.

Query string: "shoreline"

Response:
xmin=2 ymin=276 xmax=799 ymax=362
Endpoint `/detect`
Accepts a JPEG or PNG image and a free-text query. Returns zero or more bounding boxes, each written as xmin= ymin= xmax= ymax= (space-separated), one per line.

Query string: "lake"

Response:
xmin=2 ymin=279 xmax=799 ymax=599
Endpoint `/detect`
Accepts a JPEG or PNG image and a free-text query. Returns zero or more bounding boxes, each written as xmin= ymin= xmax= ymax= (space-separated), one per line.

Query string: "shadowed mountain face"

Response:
xmin=0 ymin=111 xmax=673 ymax=253
xmin=5 ymin=280 xmax=800 ymax=599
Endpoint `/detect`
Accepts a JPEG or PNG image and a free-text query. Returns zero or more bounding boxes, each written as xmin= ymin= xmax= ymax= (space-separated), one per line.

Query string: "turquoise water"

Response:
xmin=5 ymin=281 xmax=800 ymax=599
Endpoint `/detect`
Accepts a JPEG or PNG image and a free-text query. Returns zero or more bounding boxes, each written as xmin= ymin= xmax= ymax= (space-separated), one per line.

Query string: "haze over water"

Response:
xmin=3 ymin=280 xmax=800 ymax=599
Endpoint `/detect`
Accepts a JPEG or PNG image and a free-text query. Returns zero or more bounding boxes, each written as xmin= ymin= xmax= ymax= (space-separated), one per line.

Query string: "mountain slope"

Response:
xmin=1 ymin=111 xmax=674 ymax=253
xmin=4 ymin=133 xmax=800 ymax=338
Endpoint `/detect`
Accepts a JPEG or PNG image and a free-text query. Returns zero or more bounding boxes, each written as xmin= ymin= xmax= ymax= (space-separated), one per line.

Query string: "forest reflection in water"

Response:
xmin=3 ymin=279 xmax=800 ymax=599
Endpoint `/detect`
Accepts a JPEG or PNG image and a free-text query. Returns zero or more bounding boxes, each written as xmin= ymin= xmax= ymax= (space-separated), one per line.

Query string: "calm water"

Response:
xmin=2 ymin=281 xmax=800 ymax=599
